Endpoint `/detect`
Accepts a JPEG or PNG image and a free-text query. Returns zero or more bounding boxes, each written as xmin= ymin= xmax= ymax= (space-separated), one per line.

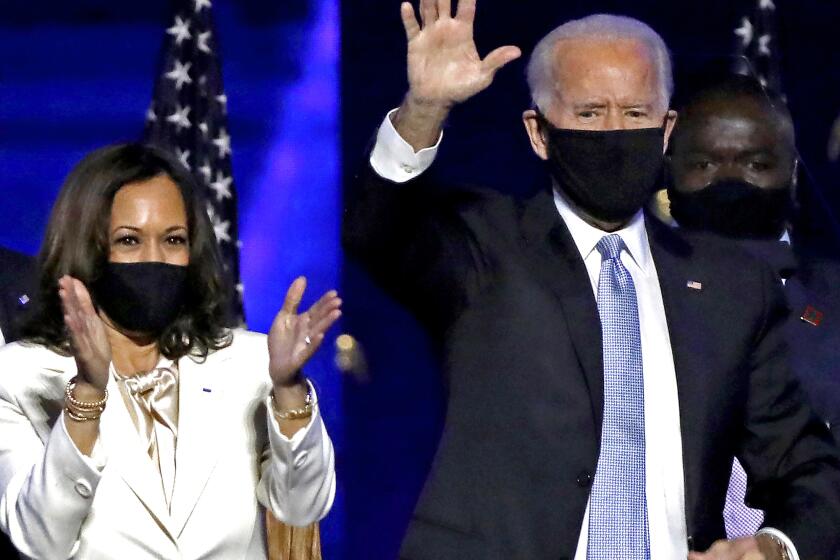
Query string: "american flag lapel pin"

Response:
xmin=800 ymin=305 xmax=824 ymax=327
xmin=17 ymin=294 xmax=30 ymax=306
xmin=686 ymin=280 xmax=703 ymax=291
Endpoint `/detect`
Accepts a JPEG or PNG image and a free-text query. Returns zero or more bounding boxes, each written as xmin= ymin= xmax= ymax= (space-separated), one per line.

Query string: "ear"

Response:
xmin=662 ymin=109 xmax=678 ymax=153
xmin=522 ymin=109 xmax=550 ymax=160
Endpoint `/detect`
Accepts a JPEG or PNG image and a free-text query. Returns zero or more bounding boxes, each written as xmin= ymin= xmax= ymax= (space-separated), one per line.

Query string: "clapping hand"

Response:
xmin=58 ymin=275 xmax=111 ymax=392
xmin=267 ymin=277 xmax=342 ymax=389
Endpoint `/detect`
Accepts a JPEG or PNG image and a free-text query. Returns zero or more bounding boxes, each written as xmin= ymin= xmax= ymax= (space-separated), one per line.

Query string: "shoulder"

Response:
xmin=227 ymin=328 xmax=267 ymax=349
xmin=0 ymin=341 xmax=73 ymax=400
xmin=798 ymin=257 xmax=840 ymax=301
xmin=190 ymin=328 xmax=268 ymax=369
xmin=0 ymin=247 xmax=36 ymax=294
xmin=647 ymin=218 xmax=780 ymax=307
xmin=648 ymin=216 xmax=769 ymax=270
xmin=0 ymin=247 xmax=34 ymax=268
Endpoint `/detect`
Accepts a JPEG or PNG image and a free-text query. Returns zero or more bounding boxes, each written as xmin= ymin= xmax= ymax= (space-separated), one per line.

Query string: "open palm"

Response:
xmin=402 ymin=0 xmax=520 ymax=107
xmin=267 ymin=277 xmax=342 ymax=387
xmin=58 ymin=275 xmax=112 ymax=391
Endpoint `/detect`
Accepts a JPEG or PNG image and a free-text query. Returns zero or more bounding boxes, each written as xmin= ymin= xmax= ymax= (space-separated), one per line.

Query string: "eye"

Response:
xmin=692 ymin=161 xmax=713 ymax=171
xmin=166 ymin=234 xmax=188 ymax=245
xmin=626 ymin=110 xmax=647 ymax=118
xmin=578 ymin=110 xmax=597 ymax=119
xmin=114 ymin=235 xmax=139 ymax=246
xmin=748 ymin=161 xmax=772 ymax=172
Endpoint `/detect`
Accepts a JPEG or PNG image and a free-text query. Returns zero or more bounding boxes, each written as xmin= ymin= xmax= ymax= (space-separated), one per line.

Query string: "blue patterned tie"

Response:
xmin=724 ymin=458 xmax=764 ymax=538
xmin=588 ymin=234 xmax=650 ymax=560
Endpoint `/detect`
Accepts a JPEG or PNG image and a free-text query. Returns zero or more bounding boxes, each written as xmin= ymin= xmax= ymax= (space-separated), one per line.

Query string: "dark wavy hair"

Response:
xmin=24 ymin=143 xmax=233 ymax=360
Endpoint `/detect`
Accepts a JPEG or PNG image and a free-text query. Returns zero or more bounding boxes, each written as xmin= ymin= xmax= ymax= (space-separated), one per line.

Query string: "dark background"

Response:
xmin=340 ymin=1 xmax=840 ymax=559
xmin=1 ymin=1 xmax=838 ymax=559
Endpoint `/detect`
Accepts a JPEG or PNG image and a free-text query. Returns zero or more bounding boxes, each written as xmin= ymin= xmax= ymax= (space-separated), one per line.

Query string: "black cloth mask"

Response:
xmin=93 ymin=262 xmax=188 ymax=334
xmin=541 ymin=117 xmax=666 ymax=223
xmin=668 ymin=179 xmax=793 ymax=240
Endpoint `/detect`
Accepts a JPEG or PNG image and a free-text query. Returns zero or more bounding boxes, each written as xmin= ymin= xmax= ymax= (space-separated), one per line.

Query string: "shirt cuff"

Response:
xmin=60 ymin=413 xmax=107 ymax=472
xmin=757 ymin=528 xmax=799 ymax=560
xmin=369 ymin=108 xmax=442 ymax=183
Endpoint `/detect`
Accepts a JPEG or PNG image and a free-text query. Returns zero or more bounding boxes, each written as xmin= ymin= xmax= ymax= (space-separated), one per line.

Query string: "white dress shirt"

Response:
xmin=370 ymin=110 xmax=799 ymax=559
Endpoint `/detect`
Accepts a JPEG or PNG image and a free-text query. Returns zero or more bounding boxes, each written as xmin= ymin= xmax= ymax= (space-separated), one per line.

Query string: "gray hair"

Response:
xmin=526 ymin=14 xmax=674 ymax=112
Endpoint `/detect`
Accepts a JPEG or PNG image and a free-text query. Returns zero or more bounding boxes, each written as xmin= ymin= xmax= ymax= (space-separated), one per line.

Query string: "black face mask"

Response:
xmin=668 ymin=179 xmax=793 ymax=240
xmin=541 ymin=117 xmax=665 ymax=223
xmin=92 ymin=262 xmax=188 ymax=334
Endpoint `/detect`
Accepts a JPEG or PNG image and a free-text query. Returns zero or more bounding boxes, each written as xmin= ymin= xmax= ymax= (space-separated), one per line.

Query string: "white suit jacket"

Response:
xmin=0 ymin=329 xmax=335 ymax=559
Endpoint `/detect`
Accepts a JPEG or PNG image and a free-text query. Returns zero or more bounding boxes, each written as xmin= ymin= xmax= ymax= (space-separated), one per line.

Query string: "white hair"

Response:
xmin=526 ymin=14 xmax=674 ymax=112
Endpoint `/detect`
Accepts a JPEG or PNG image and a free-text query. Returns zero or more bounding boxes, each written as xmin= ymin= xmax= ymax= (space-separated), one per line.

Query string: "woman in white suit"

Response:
xmin=0 ymin=144 xmax=340 ymax=559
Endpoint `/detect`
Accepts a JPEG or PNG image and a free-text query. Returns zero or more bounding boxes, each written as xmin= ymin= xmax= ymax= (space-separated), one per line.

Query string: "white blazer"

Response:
xmin=0 ymin=329 xmax=335 ymax=559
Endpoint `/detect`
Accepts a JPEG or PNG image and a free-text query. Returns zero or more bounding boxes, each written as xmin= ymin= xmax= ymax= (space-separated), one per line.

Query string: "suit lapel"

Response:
xmin=520 ymin=189 xmax=605 ymax=433
xmin=99 ymin=372 xmax=177 ymax=542
xmin=646 ymin=218 xmax=712 ymax=534
xmin=170 ymin=351 xmax=225 ymax=537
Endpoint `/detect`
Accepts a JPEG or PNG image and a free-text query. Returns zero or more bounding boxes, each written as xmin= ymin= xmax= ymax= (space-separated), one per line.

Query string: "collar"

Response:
xmin=112 ymin=357 xmax=177 ymax=380
xmin=552 ymin=188 xmax=654 ymax=277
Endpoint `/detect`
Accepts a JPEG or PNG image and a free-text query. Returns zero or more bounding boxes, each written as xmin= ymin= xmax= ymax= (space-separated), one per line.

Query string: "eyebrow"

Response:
xmin=572 ymin=102 xmax=655 ymax=110
xmin=111 ymin=225 xmax=187 ymax=235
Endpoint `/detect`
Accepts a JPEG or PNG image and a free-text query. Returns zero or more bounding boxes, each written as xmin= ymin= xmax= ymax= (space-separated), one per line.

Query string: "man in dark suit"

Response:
xmin=0 ymin=246 xmax=36 ymax=346
xmin=665 ymin=74 xmax=840 ymax=540
xmin=343 ymin=2 xmax=840 ymax=559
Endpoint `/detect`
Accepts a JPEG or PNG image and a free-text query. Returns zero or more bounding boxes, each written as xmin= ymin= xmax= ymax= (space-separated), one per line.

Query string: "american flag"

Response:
xmin=732 ymin=0 xmax=782 ymax=92
xmin=144 ymin=0 xmax=245 ymax=325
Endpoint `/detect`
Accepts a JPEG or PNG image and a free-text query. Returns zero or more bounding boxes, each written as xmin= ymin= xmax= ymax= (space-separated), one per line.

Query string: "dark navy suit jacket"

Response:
xmin=344 ymin=165 xmax=840 ymax=560
xmin=740 ymin=239 xmax=840 ymax=441
xmin=0 ymin=247 xmax=36 ymax=344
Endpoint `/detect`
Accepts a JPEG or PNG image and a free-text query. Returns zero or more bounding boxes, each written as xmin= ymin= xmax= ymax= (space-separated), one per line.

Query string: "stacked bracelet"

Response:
xmin=272 ymin=384 xmax=314 ymax=421
xmin=64 ymin=377 xmax=107 ymax=422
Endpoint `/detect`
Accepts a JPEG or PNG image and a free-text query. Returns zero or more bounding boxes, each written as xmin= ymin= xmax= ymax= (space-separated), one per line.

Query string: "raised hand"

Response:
xmin=394 ymin=0 xmax=521 ymax=150
xmin=58 ymin=275 xmax=111 ymax=391
xmin=267 ymin=277 xmax=342 ymax=389
xmin=402 ymin=0 xmax=521 ymax=108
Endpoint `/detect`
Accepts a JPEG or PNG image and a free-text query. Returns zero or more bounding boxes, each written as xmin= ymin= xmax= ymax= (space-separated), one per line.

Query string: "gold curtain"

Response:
xmin=266 ymin=512 xmax=321 ymax=560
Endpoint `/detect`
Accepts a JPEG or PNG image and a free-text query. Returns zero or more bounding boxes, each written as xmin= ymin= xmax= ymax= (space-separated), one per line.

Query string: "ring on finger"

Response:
xmin=304 ymin=335 xmax=312 ymax=346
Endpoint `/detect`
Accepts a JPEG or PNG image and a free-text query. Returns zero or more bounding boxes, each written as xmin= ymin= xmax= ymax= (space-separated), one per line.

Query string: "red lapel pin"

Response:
xmin=800 ymin=305 xmax=824 ymax=327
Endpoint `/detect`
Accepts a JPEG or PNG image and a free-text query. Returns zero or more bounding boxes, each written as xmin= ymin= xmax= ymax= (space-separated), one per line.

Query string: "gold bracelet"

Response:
xmin=65 ymin=407 xmax=103 ymax=422
xmin=65 ymin=377 xmax=108 ymax=409
xmin=271 ymin=384 xmax=314 ymax=421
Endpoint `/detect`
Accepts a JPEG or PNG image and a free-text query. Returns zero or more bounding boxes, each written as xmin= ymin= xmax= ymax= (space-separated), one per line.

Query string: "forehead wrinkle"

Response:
xmin=551 ymin=37 xmax=664 ymax=107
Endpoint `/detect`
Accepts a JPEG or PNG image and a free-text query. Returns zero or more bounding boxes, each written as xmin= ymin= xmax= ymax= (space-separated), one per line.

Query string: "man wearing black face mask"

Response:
xmin=344 ymin=2 xmax=840 ymax=559
xmin=666 ymin=74 xmax=840 ymax=541
xmin=667 ymin=76 xmax=797 ymax=241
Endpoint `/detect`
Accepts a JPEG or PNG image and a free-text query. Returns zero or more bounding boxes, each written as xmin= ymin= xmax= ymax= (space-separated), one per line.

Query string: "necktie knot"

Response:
xmin=596 ymin=234 xmax=625 ymax=262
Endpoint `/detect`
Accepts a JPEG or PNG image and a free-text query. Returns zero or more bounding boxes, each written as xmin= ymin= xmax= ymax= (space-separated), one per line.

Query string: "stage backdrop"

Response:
xmin=340 ymin=1 xmax=840 ymax=559
xmin=2 ymin=1 xmax=840 ymax=559
xmin=0 ymin=0 xmax=345 ymax=556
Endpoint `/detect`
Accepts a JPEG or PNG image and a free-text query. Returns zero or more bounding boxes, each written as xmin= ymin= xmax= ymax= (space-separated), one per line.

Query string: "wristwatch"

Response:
xmin=764 ymin=533 xmax=790 ymax=560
